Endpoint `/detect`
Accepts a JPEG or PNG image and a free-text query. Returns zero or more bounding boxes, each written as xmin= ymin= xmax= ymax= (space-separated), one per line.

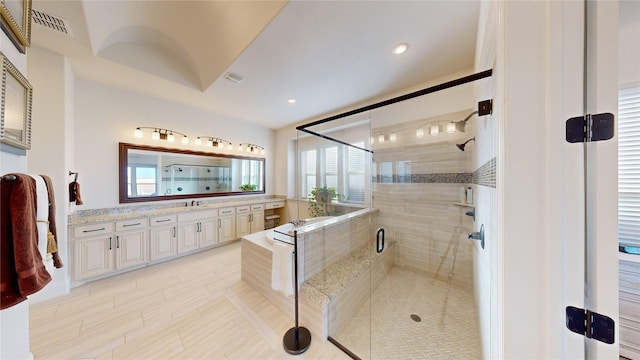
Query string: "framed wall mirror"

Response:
xmin=1 ymin=52 xmax=32 ymax=150
xmin=119 ymin=142 xmax=265 ymax=203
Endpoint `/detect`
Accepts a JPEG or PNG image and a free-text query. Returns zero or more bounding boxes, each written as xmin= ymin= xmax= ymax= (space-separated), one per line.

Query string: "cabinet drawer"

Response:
xmin=178 ymin=209 xmax=217 ymax=222
xmin=74 ymin=222 xmax=114 ymax=238
xmin=150 ymin=215 xmax=177 ymax=226
xmin=116 ymin=218 xmax=147 ymax=232
xmin=251 ymin=204 xmax=264 ymax=211
xmin=219 ymin=207 xmax=235 ymax=216
xmin=265 ymin=201 xmax=285 ymax=209
xmin=236 ymin=205 xmax=250 ymax=214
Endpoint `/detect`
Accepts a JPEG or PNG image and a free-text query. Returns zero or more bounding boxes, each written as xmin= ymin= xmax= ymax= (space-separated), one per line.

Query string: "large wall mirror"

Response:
xmin=119 ymin=142 xmax=265 ymax=203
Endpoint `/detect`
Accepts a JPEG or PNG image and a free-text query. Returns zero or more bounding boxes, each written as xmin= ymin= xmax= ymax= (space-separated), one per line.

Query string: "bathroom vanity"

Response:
xmin=69 ymin=198 xmax=285 ymax=287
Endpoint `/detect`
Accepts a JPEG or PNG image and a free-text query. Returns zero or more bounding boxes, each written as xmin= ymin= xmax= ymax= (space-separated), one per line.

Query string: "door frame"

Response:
xmin=493 ymin=0 xmax=619 ymax=358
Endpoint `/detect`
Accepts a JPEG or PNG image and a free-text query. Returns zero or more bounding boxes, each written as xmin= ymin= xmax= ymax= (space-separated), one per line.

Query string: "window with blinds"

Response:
xmin=300 ymin=142 xmax=366 ymax=204
xmin=618 ymin=84 xmax=640 ymax=251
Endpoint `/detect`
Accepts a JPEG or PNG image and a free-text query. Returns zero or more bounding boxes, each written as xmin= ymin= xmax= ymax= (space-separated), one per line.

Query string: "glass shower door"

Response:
xmin=367 ymin=85 xmax=484 ymax=359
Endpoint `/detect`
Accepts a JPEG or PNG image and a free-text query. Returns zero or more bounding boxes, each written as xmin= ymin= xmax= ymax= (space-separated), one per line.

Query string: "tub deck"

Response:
xmin=241 ymin=209 xmax=393 ymax=341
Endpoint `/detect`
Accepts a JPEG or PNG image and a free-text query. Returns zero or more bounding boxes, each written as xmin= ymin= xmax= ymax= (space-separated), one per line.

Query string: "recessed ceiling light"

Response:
xmin=393 ymin=43 xmax=409 ymax=55
xmin=287 ymin=98 xmax=296 ymax=104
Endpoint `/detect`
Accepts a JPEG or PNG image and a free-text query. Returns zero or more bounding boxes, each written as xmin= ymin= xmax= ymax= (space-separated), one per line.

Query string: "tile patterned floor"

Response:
xmin=29 ymin=242 xmax=481 ymax=359
xmin=333 ymin=267 xmax=482 ymax=359
xmin=29 ymin=242 xmax=348 ymax=360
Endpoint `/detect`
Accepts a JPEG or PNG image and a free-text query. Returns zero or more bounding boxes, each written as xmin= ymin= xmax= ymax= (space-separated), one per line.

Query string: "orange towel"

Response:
xmin=1 ymin=173 xmax=52 ymax=309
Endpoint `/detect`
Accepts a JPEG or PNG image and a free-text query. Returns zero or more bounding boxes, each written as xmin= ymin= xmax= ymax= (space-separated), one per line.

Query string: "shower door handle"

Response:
xmin=376 ymin=228 xmax=385 ymax=254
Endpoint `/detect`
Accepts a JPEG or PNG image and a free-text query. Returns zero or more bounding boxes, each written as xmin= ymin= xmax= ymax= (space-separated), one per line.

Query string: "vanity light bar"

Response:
xmin=195 ymin=136 xmax=233 ymax=150
xmin=135 ymin=127 xmax=189 ymax=144
xmin=238 ymin=143 xmax=265 ymax=155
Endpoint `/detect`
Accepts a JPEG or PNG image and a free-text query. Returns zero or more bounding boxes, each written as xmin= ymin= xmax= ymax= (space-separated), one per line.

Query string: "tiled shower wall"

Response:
xmin=372 ymin=111 xmax=478 ymax=289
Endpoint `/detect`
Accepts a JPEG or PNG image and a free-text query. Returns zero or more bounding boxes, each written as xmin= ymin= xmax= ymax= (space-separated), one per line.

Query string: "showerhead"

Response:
xmin=453 ymin=110 xmax=479 ymax=133
xmin=456 ymin=137 xmax=475 ymax=151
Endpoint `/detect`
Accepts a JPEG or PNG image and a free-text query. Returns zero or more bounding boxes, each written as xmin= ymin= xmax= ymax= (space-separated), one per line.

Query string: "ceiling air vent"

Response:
xmin=32 ymin=9 xmax=72 ymax=36
xmin=224 ymin=72 xmax=245 ymax=84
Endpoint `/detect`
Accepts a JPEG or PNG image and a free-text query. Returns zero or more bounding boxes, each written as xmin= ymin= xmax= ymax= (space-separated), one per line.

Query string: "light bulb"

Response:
xmin=378 ymin=134 xmax=385 ymax=143
xmin=206 ymin=140 xmax=213 ymax=147
xmin=227 ymin=143 xmax=233 ymax=150
xmin=182 ymin=136 xmax=189 ymax=145
xmin=370 ymin=136 xmax=375 ymax=144
xmin=416 ymin=128 xmax=424 ymax=138
xmin=430 ymin=125 xmax=439 ymax=136
xmin=195 ymin=138 xmax=202 ymax=145
xmin=447 ymin=122 xmax=456 ymax=133
xmin=217 ymin=142 xmax=224 ymax=149
xmin=151 ymin=131 xmax=160 ymax=141
xmin=260 ymin=148 xmax=265 ymax=155
xmin=238 ymin=145 xmax=243 ymax=152
xmin=134 ymin=128 xmax=143 ymax=138
xmin=167 ymin=133 xmax=175 ymax=142
xmin=246 ymin=146 xmax=252 ymax=153
xmin=390 ymin=133 xmax=397 ymax=142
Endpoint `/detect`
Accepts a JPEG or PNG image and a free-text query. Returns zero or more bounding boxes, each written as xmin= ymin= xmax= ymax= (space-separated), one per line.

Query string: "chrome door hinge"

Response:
xmin=565 ymin=113 xmax=614 ymax=143
xmin=566 ymin=306 xmax=615 ymax=344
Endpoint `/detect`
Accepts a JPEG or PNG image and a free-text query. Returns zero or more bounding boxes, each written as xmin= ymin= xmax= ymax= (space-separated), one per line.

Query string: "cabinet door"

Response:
xmin=251 ymin=211 xmax=265 ymax=233
xmin=199 ymin=218 xmax=218 ymax=248
xmin=178 ymin=221 xmax=199 ymax=254
xmin=149 ymin=225 xmax=176 ymax=262
xmin=75 ymin=235 xmax=113 ymax=279
xmin=116 ymin=230 xmax=147 ymax=270
xmin=236 ymin=213 xmax=251 ymax=238
xmin=218 ymin=216 xmax=236 ymax=243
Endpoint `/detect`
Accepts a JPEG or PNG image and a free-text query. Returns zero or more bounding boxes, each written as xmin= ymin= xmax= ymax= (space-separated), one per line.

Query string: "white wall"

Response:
xmin=73 ymin=78 xmax=275 ymax=210
xmin=619 ymin=0 xmax=640 ymax=86
xmin=26 ymin=46 xmax=74 ymax=301
xmin=1 ymin=29 xmax=32 ymax=360
xmin=473 ymin=2 xmax=497 ymax=358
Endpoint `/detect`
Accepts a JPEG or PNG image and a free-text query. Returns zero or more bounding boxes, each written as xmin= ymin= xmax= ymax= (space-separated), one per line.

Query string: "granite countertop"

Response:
xmin=69 ymin=196 xmax=286 ymax=225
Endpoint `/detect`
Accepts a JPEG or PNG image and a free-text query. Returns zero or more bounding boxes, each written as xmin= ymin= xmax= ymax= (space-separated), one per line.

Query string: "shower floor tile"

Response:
xmin=333 ymin=266 xmax=482 ymax=359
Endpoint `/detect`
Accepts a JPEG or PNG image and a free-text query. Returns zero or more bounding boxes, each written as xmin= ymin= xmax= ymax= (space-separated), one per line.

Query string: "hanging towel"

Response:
xmin=29 ymin=175 xmax=50 ymax=264
xmin=41 ymin=175 xmax=63 ymax=268
xmin=69 ymin=181 xmax=83 ymax=205
xmin=271 ymin=242 xmax=294 ymax=296
xmin=1 ymin=173 xmax=52 ymax=309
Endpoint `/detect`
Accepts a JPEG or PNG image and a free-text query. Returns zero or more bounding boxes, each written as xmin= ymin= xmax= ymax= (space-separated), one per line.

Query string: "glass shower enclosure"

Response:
xmin=294 ymin=71 xmax=491 ymax=359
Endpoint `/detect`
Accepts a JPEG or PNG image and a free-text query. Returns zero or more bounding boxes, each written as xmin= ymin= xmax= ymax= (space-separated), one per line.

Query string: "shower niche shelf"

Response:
xmin=453 ymin=202 xmax=474 ymax=208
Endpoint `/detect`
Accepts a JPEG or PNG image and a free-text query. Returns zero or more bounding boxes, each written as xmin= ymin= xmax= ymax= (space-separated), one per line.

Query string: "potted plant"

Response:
xmin=308 ymin=186 xmax=338 ymax=217
xmin=239 ymin=184 xmax=257 ymax=191
xmin=309 ymin=186 xmax=336 ymax=203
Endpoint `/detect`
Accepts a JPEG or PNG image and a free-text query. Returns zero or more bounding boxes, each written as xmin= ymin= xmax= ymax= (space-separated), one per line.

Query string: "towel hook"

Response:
xmin=69 ymin=171 xmax=78 ymax=182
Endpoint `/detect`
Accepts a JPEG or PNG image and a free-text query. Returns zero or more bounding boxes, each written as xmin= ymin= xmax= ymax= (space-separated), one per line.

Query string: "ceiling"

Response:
xmin=30 ymin=0 xmax=481 ymax=130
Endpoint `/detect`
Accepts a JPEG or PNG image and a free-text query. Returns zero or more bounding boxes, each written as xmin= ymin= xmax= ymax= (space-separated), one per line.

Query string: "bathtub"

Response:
xmin=265 ymin=216 xmax=336 ymax=245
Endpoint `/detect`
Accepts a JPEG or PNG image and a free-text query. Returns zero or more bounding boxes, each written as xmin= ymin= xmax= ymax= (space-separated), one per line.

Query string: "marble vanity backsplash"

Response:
xmin=69 ymin=195 xmax=285 ymax=224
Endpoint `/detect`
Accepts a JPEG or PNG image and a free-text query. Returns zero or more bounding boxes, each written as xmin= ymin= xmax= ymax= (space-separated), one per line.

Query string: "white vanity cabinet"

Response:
xmin=73 ymin=218 xmax=147 ymax=280
xmin=236 ymin=204 xmax=265 ymax=237
xmin=149 ymin=214 xmax=177 ymax=262
xmin=71 ymin=199 xmax=287 ymax=286
xmin=177 ymin=210 xmax=218 ymax=253
xmin=115 ymin=218 xmax=148 ymax=269
xmin=73 ymin=222 xmax=115 ymax=280
xmin=218 ymin=207 xmax=236 ymax=243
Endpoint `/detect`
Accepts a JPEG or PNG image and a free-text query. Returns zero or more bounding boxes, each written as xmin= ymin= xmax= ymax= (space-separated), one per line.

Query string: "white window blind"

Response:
xmin=618 ymin=85 xmax=640 ymax=249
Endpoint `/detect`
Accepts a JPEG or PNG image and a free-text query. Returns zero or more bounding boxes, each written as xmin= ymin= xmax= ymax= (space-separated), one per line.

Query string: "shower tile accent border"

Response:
xmin=371 ymin=157 xmax=496 ymax=188
xmin=472 ymin=157 xmax=496 ymax=188
xmin=373 ymin=173 xmax=473 ymax=184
